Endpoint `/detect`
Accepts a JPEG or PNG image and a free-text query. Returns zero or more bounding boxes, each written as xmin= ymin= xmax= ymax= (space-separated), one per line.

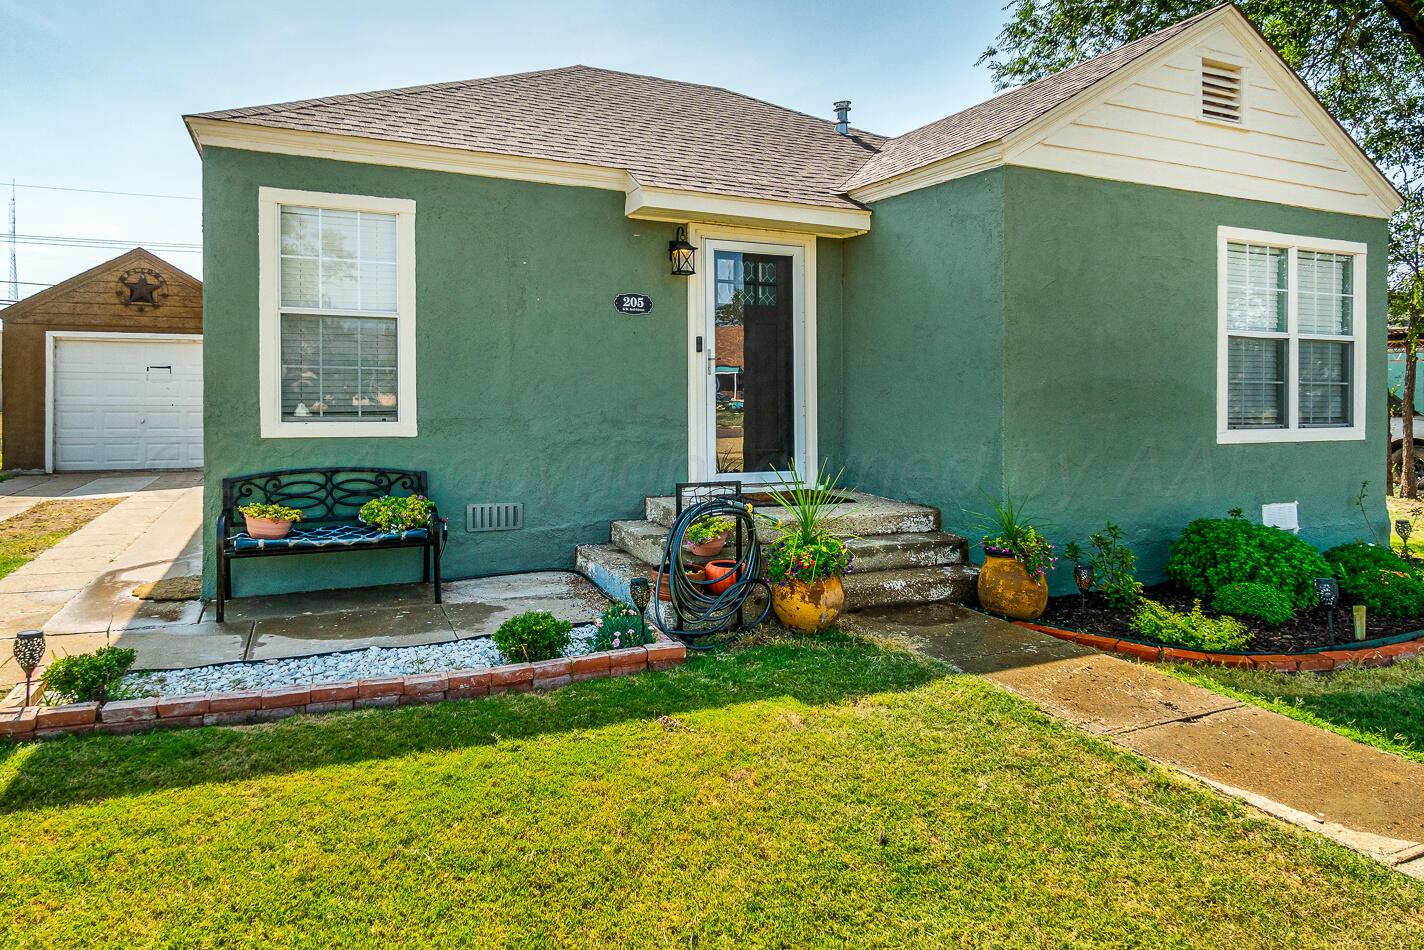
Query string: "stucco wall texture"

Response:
xmin=202 ymin=148 xmax=1389 ymax=598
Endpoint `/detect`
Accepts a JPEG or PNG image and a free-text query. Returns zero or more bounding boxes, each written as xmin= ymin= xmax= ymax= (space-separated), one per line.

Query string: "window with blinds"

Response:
xmin=1202 ymin=60 xmax=1244 ymax=124
xmin=1221 ymin=232 xmax=1363 ymax=441
xmin=278 ymin=206 xmax=400 ymax=422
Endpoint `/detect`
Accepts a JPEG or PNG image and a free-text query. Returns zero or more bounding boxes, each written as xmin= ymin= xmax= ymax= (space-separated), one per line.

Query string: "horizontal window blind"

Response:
xmin=279 ymin=204 xmax=402 ymax=423
xmin=1227 ymin=337 xmax=1286 ymax=429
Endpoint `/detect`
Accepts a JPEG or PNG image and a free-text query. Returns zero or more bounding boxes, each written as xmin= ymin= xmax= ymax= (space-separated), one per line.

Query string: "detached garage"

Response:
xmin=0 ymin=248 xmax=202 ymax=472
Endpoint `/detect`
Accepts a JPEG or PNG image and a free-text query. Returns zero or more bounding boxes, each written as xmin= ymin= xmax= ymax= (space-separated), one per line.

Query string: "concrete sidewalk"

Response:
xmin=0 ymin=471 xmax=202 ymax=685
xmin=850 ymin=603 xmax=1424 ymax=878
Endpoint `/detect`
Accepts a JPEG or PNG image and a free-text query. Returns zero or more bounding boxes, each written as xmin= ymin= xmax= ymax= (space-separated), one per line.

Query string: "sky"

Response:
xmin=0 ymin=0 xmax=1007 ymax=303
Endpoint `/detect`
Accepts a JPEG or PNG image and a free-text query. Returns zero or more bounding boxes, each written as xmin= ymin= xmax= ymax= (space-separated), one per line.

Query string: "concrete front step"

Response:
xmin=576 ymin=542 xmax=978 ymax=613
xmin=644 ymin=489 xmax=941 ymax=536
xmin=610 ymin=519 xmax=967 ymax=573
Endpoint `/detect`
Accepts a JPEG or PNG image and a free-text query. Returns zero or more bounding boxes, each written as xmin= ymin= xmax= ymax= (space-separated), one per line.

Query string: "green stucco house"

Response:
xmin=186 ymin=4 xmax=1401 ymax=604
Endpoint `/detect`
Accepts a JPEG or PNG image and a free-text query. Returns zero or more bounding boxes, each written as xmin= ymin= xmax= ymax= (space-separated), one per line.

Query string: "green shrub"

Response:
xmin=1166 ymin=515 xmax=1328 ymax=612
xmin=42 ymin=646 xmax=137 ymax=703
xmin=1088 ymin=522 xmax=1142 ymax=608
xmin=1323 ymin=543 xmax=1424 ymax=617
xmin=493 ymin=611 xmax=572 ymax=663
xmin=1211 ymin=582 xmax=1296 ymax=625
xmin=591 ymin=600 xmax=652 ymax=652
xmin=1129 ymin=599 xmax=1252 ymax=652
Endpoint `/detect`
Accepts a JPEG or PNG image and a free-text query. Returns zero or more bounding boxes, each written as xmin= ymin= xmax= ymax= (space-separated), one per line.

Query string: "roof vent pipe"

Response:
xmin=833 ymin=100 xmax=851 ymax=135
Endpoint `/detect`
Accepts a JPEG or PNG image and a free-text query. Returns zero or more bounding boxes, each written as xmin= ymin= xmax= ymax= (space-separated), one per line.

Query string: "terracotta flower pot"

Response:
xmin=244 ymin=516 xmax=295 ymax=540
xmin=685 ymin=533 xmax=729 ymax=557
xmin=772 ymin=576 xmax=845 ymax=632
xmin=977 ymin=553 xmax=1048 ymax=621
xmin=653 ymin=567 xmax=704 ymax=602
xmin=703 ymin=560 xmax=739 ymax=594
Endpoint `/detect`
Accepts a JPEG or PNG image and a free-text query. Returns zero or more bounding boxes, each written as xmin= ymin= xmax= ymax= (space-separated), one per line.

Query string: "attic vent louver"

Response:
xmin=1201 ymin=59 xmax=1243 ymax=124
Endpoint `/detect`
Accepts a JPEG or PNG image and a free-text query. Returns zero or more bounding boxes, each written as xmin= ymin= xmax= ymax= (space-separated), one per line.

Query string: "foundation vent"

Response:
xmin=467 ymin=502 xmax=524 ymax=532
xmin=1201 ymin=59 xmax=1243 ymax=124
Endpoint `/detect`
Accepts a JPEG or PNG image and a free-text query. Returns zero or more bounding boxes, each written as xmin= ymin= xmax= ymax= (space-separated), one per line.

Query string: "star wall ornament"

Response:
xmin=117 ymin=267 xmax=169 ymax=311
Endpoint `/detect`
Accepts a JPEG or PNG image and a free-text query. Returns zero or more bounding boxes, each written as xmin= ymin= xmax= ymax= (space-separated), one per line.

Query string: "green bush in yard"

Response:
xmin=1130 ymin=599 xmax=1252 ymax=652
xmin=1323 ymin=543 xmax=1424 ymax=617
xmin=1166 ymin=515 xmax=1328 ymax=612
xmin=42 ymin=646 xmax=136 ymax=703
xmin=493 ymin=611 xmax=572 ymax=663
xmin=1211 ymin=582 xmax=1296 ymax=626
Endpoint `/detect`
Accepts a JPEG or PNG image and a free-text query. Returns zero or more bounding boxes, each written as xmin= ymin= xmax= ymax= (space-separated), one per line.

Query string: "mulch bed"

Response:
xmin=1040 ymin=583 xmax=1424 ymax=653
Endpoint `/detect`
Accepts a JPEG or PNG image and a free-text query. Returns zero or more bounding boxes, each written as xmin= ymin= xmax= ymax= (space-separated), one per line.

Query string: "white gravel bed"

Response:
xmin=121 ymin=625 xmax=601 ymax=699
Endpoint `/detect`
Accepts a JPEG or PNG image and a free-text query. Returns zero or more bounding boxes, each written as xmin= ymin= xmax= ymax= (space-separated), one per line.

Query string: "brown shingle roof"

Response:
xmin=187 ymin=7 xmax=1242 ymax=205
xmin=843 ymin=5 xmax=1226 ymax=190
xmin=189 ymin=65 xmax=885 ymax=210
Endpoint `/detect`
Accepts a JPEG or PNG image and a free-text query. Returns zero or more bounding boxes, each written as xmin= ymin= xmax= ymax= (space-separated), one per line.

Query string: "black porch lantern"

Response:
xmin=13 ymin=629 xmax=45 ymax=706
xmin=669 ymin=227 xmax=697 ymax=276
xmin=1396 ymin=519 xmax=1414 ymax=556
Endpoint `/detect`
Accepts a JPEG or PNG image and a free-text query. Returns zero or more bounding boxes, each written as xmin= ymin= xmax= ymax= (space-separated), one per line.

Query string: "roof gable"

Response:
xmin=0 ymin=248 xmax=201 ymax=325
xmin=846 ymin=6 xmax=1400 ymax=218
xmin=843 ymin=5 xmax=1222 ymax=191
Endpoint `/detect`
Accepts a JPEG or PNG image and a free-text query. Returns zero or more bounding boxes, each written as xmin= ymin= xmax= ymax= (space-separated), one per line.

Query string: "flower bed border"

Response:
xmin=1016 ymin=621 xmax=1424 ymax=672
xmin=0 ymin=638 xmax=687 ymax=742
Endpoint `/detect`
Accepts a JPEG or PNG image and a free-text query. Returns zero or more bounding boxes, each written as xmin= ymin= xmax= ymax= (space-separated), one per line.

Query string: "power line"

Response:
xmin=15 ymin=232 xmax=200 ymax=248
xmin=12 ymin=233 xmax=202 ymax=253
xmin=9 ymin=182 xmax=199 ymax=201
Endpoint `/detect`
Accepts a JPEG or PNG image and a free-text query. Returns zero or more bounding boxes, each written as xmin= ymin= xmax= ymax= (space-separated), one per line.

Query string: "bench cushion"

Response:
xmin=230 ymin=523 xmax=430 ymax=552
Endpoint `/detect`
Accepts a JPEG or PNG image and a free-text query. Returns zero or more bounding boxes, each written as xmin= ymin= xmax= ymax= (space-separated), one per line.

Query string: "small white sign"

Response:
xmin=1261 ymin=502 xmax=1299 ymax=532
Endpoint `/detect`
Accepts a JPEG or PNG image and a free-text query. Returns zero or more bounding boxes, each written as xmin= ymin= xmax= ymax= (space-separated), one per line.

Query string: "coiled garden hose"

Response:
xmin=653 ymin=497 xmax=771 ymax=649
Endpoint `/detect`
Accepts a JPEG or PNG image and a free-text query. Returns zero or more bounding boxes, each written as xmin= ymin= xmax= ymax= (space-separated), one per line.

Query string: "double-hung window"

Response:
xmin=258 ymin=188 xmax=417 ymax=437
xmin=1218 ymin=226 xmax=1366 ymax=443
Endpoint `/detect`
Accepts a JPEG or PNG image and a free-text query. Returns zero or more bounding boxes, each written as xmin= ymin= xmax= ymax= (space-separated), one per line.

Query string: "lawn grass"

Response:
xmin=0 ymin=498 xmax=120 ymax=580
xmin=1167 ymin=657 xmax=1424 ymax=766
xmin=3 ymin=633 xmax=1423 ymax=947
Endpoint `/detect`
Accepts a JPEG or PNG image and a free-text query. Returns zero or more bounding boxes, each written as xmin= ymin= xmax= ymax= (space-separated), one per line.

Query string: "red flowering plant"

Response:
xmin=760 ymin=462 xmax=855 ymax=586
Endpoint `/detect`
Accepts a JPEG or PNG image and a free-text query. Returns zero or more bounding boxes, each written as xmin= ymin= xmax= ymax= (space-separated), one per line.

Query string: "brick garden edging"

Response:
xmin=0 ymin=639 xmax=687 ymax=743
xmin=1016 ymin=621 xmax=1424 ymax=672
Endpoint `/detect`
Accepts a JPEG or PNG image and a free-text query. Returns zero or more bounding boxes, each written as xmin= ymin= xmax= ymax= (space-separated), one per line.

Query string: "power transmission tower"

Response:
xmin=6 ymin=181 xmax=16 ymax=305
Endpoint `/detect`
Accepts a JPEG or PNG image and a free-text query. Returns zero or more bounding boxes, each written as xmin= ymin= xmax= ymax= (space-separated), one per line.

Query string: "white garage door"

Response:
xmin=52 ymin=337 xmax=203 ymax=471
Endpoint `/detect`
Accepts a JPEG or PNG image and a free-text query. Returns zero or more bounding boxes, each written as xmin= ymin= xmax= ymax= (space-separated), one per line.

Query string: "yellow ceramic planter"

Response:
xmin=772 ymin=576 xmax=846 ymax=632
xmin=977 ymin=554 xmax=1048 ymax=621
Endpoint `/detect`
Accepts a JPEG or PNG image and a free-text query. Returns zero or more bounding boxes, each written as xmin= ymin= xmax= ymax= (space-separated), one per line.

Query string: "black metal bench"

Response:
xmin=215 ymin=467 xmax=447 ymax=623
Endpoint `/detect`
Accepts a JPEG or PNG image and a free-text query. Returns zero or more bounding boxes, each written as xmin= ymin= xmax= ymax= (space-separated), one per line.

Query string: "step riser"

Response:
xmin=611 ymin=520 xmax=964 ymax=573
xmin=644 ymin=492 xmax=941 ymax=536
xmin=577 ymin=543 xmax=978 ymax=613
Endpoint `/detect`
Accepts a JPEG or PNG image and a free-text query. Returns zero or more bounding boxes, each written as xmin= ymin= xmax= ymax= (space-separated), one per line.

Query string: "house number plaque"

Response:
xmin=614 ymin=293 xmax=652 ymax=314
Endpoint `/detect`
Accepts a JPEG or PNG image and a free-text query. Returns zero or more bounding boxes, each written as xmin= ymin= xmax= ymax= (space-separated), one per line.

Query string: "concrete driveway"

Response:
xmin=0 ymin=470 xmax=202 ymax=687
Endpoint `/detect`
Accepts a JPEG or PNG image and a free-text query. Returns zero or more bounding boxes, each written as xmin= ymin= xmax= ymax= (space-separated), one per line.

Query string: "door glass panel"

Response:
xmin=712 ymin=250 xmax=794 ymax=474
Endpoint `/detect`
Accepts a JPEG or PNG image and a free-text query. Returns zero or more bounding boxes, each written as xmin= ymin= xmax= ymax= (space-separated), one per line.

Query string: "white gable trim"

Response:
xmin=849 ymin=7 xmax=1400 ymax=218
xmin=186 ymin=118 xmax=631 ymax=193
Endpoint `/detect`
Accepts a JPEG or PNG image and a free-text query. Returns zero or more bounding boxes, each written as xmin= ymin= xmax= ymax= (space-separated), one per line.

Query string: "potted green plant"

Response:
xmin=238 ymin=502 xmax=304 ymax=540
xmin=359 ymin=494 xmax=435 ymax=533
xmin=972 ymin=494 xmax=1054 ymax=621
xmin=683 ymin=515 xmax=735 ymax=556
xmin=761 ymin=462 xmax=854 ymax=633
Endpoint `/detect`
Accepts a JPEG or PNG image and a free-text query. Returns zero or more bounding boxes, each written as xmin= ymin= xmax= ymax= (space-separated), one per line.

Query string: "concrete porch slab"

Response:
xmin=113 ymin=621 xmax=254 ymax=671
xmin=246 ymin=604 xmax=457 ymax=661
xmin=211 ymin=582 xmax=437 ymax=623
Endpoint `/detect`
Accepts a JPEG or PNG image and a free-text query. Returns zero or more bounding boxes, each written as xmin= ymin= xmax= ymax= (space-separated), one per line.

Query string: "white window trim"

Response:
xmin=257 ymin=186 xmax=418 ymax=438
xmin=1216 ymin=225 xmax=1367 ymax=444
